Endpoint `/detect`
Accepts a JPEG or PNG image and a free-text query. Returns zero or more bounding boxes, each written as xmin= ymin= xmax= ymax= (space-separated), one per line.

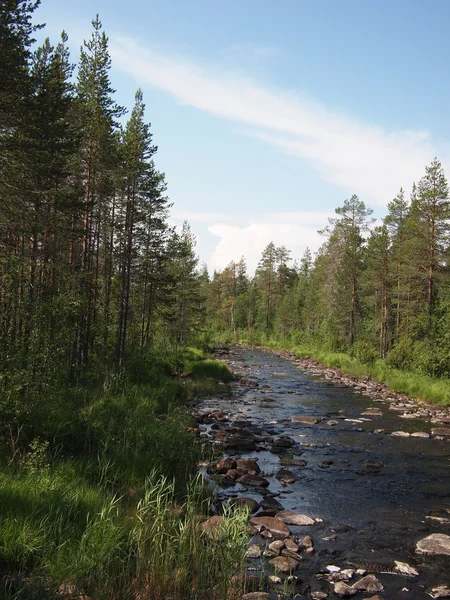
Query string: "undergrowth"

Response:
xmin=0 ymin=344 xmax=241 ymax=599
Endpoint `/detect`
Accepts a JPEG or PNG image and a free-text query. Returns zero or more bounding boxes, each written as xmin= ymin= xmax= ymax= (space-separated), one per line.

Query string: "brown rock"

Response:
xmin=237 ymin=473 xmax=270 ymax=488
xmin=236 ymin=458 xmax=261 ymax=473
xmin=269 ymin=556 xmax=298 ymax=572
xmin=268 ymin=540 xmax=285 ymax=553
xmin=334 ymin=582 xmax=357 ymax=596
xmin=214 ymin=458 xmax=237 ymax=473
xmin=241 ymin=593 xmax=270 ymax=600
xmin=281 ymin=548 xmax=302 ymax=563
xmin=285 ymin=538 xmax=299 ymax=552
xmin=233 ymin=497 xmax=260 ymax=513
xmin=290 ymin=415 xmax=319 ymax=424
xmin=239 ymin=378 xmax=259 ymax=387
xmin=250 ymin=516 xmax=291 ymax=539
xmin=276 ymin=510 xmax=315 ymax=526
xmin=247 ymin=544 xmax=262 ymax=558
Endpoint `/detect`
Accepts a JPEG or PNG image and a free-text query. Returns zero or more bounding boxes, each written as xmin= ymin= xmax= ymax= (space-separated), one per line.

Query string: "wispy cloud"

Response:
xmin=110 ymin=35 xmax=449 ymax=206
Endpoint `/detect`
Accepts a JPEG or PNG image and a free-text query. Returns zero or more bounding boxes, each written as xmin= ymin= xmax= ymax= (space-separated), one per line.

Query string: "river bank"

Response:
xmin=195 ymin=345 xmax=450 ymax=600
xmin=255 ymin=345 xmax=450 ymax=431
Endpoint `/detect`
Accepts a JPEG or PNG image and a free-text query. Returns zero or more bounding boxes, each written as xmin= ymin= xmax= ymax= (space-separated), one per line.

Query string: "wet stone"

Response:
xmin=268 ymin=540 xmax=285 ymax=553
xmin=394 ymin=561 xmax=419 ymax=577
xmin=247 ymin=544 xmax=262 ymax=558
xmin=250 ymin=516 xmax=291 ymax=539
xmin=237 ymin=473 xmax=270 ymax=488
xmin=276 ymin=510 xmax=315 ymax=526
xmin=236 ymin=458 xmax=261 ymax=473
xmin=427 ymin=585 xmax=450 ymax=598
xmin=432 ymin=428 xmax=450 ymax=437
xmin=416 ymin=533 xmax=450 ymax=556
xmin=333 ymin=582 xmax=357 ymax=597
xmin=232 ymin=497 xmax=260 ymax=513
xmin=260 ymin=496 xmax=284 ymax=513
xmin=275 ymin=468 xmax=296 ymax=482
xmin=290 ymin=415 xmax=320 ymax=424
xmin=352 ymin=575 xmax=384 ymax=593
xmin=269 ymin=555 xmax=298 ymax=573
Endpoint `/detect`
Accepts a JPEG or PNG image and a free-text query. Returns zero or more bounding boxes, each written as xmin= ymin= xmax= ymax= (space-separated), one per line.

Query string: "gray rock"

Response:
xmin=333 ymin=582 xmax=357 ymax=597
xmin=352 ymin=575 xmax=383 ymax=593
xmin=394 ymin=560 xmax=419 ymax=576
xmin=427 ymin=585 xmax=450 ymax=598
xmin=432 ymin=428 xmax=450 ymax=437
xmin=416 ymin=533 xmax=450 ymax=556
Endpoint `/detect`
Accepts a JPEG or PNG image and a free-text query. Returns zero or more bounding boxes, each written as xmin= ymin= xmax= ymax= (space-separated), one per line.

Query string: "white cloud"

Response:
xmin=172 ymin=211 xmax=332 ymax=273
xmin=110 ymin=35 xmax=450 ymax=207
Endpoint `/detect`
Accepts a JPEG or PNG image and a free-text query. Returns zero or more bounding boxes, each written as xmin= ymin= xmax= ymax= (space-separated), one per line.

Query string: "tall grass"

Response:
xmin=0 ymin=467 xmax=249 ymax=599
xmin=0 ymin=343 xmax=245 ymax=598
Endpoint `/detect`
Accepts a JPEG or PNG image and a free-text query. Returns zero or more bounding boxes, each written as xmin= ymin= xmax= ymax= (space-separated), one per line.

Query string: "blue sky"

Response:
xmin=35 ymin=0 xmax=450 ymax=272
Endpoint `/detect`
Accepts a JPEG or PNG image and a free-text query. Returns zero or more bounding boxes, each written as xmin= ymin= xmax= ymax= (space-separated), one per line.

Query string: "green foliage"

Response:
xmin=190 ymin=359 xmax=233 ymax=382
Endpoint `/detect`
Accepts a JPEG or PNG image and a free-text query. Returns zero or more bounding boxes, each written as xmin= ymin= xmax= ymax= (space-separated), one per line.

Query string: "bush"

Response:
xmin=352 ymin=340 xmax=379 ymax=366
xmin=385 ymin=337 xmax=414 ymax=371
xmin=190 ymin=360 xmax=233 ymax=382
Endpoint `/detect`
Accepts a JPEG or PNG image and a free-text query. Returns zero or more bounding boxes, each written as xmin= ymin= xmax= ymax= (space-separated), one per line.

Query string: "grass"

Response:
xmin=0 ymin=467 xmax=249 ymax=600
xmin=0 ymin=343 xmax=246 ymax=599
xmin=263 ymin=339 xmax=450 ymax=406
xmin=189 ymin=359 xmax=234 ymax=382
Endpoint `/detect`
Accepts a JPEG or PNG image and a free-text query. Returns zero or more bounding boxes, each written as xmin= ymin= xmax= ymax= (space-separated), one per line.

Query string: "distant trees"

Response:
xmin=206 ymin=160 xmax=450 ymax=377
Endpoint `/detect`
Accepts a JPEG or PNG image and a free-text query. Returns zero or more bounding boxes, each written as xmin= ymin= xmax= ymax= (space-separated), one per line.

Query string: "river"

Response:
xmin=197 ymin=346 xmax=450 ymax=599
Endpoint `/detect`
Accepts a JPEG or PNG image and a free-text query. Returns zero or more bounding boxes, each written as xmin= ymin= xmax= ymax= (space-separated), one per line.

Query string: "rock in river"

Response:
xmin=250 ymin=516 xmax=291 ymax=539
xmin=233 ymin=497 xmax=260 ymax=513
xmin=427 ymin=584 xmax=450 ymax=598
xmin=237 ymin=473 xmax=270 ymax=488
xmin=416 ymin=533 xmax=450 ymax=556
xmin=214 ymin=458 xmax=237 ymax=473
xmin=276 ymin=510 xmax=315 ymax=526
xmin=334 ymin=582 xmax=357 ymax=597
xmin=236 ymin=458 xmax=261 ymax=473
xmin=432 ymin=428 xmax=450 ymax=437
xmin=352 ymin=574 xmax=383 ymax=593
xmin=290 ymin=415 xmax=320 ymax=424
xmin=269 ymin=555 xmax=298 ymax=572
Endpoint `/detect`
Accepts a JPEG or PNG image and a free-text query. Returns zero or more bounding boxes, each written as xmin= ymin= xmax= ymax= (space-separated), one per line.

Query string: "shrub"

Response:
xmin=190 ymin=360 xmax=233 ymax=382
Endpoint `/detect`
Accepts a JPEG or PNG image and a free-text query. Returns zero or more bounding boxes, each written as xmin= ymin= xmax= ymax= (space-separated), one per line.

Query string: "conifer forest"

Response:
xmin=1 ymin=3 xmax=450 ymax=600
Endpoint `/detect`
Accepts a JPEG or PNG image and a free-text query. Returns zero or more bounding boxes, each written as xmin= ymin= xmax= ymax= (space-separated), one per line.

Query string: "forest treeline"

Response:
xmin=207 ymin=159 xmax=450 ymax=378
xmin=0 ymin=4 xmax=251 ymax=598
xmin=0 ymin=3 xmax=206 ymax=400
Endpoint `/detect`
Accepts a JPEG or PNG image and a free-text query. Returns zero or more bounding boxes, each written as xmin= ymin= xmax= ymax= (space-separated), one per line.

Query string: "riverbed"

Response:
xmin=196 ymin=346 xmax=450 ymax=599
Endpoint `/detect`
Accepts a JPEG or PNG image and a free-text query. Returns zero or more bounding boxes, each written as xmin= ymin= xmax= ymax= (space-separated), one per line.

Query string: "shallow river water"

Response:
xmin=198 ymin=347 xmax=450 ymax=599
